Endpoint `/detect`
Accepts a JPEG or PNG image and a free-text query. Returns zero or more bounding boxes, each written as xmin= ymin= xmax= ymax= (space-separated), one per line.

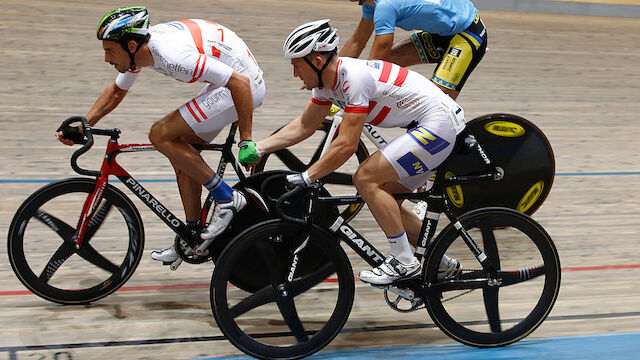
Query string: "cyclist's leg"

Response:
xmin=355 ymin=108 xmax=459 ymax=284
xmin=430 ymin=14 xmax=488 ymax=99
xmin=176 ymin=81 xmax=265 ymax=240
xmin=149 ymin=109 xmax=216 ymax=184
xmin=353 ymin=153 xmax=421 ymax=284
xmin=388 ymin=37 xmax=424 ymax=67
xmin=175 ymin=166 xmax=204 ymax=221
xmin=149 ymin=147 xmax=206 ymax=263
xmin=378 ymin=180 xmax=425 ymax=247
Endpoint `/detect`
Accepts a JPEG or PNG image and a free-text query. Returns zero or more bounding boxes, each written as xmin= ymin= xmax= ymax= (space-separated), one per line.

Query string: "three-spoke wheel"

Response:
xmin=8 ymin=178 xmax=144 ymax=304
xmin=424 ymin=208 xmax=561 ymax=346
xmin=211 ymin=220 xmax=354 ymax=360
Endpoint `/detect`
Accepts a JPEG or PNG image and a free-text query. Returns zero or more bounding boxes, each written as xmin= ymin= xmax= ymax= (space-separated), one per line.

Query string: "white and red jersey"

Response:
xmin=115 ymin=19 xmax=263 ymax=90
xmin=311 ymin=57 xmax=463 ymax=132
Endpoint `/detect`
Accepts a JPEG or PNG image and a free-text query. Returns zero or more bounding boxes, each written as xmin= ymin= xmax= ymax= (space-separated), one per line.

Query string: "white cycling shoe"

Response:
xmin=359 ymin=256 xmax=421 ymax=285
xmin=201 ymin=190 xmax=247 ymax=240
xmin=437 ymin=257 xmax=463 ymax=279
xmin=150 ymin=245 xmax=179 ymax=264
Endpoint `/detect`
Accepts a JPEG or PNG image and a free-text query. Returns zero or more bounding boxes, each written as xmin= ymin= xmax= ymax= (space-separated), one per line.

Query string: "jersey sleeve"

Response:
xmin=361 ymin=3 xmax=375 ymax=20
xmin=311 ymin=88 xmax=332 ymax=106
xmin=114 ymin=69 xmax=140 ymax=90
xmin=342 ymin=67 xmax=374 ymax=114
xmin=372 ymin=0 xmax=398 ymax=35
xmin=198 ymin=56 xmax=235 ymax=86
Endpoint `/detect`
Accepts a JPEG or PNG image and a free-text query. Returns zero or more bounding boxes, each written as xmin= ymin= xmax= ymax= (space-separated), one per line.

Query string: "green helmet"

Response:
xmin=97 ymin=6 xmax=150 ymax=42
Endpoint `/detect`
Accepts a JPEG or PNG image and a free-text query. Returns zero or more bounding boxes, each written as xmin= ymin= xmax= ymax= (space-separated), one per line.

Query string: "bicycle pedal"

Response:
xmin=373 ymin=284 xmax=415 ymax=301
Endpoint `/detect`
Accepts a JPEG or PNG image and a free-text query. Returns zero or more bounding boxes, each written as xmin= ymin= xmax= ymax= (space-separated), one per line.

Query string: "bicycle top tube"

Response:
xmin=58 ymin=116 xmax=240 ymax=178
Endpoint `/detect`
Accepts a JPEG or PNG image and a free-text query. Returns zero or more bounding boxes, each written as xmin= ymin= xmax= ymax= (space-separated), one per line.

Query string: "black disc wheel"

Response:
xmin=8 ymin=178 xmax=144 ymax=304
xmin=441 ymin=114 xmax=555 ymax=216
xmin=424 ymin=208 xmax=560 ymax=347
xmin=211 ymin=220 xmax=355 ymax=359
xmin=251 ymin=120 xmax=369 ymax=222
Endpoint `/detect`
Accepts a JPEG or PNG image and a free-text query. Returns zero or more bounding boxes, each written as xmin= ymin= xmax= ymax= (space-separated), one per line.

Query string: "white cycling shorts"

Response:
xmin=380 ymin=103 xmax=461 ymax=191
xmin=178 ymin=74 xmax=265 ymax=143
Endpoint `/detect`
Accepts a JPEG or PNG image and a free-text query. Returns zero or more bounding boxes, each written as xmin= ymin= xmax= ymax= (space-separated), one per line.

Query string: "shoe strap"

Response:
xmin=387 ymin=258 xmax=407 ymax=276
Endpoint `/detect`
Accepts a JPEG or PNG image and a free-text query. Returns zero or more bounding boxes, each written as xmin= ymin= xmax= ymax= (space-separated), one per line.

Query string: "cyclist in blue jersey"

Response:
xmin=341 ymin=0 xmax=487 ymax=100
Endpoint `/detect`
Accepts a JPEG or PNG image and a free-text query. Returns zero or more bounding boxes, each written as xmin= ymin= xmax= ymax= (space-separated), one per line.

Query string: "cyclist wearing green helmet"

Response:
xmin=96 ymin=6 xmax=151 ymax=71
xmin=56 ymin=7 xmax=266 ymax=268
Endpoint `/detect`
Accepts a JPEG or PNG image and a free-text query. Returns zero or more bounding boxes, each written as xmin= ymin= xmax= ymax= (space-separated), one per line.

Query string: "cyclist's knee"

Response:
xmin=353 ymin=167 xmax=379 ymax=195
xmin=149 ymin=121 xmax=172 ymax=148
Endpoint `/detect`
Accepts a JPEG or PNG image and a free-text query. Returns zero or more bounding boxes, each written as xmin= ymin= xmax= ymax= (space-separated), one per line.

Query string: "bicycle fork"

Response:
xmin=74 ymin=177 xmax=109 ymax=249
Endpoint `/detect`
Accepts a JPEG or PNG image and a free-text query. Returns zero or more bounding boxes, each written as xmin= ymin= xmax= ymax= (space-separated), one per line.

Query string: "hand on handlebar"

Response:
xmin=238 ymin=140 xmax=262 ymax=170
xmin=55 ymin=124 xmax=85 ymax=146
xmin=285 ymin=171 xmax=315 ymax=189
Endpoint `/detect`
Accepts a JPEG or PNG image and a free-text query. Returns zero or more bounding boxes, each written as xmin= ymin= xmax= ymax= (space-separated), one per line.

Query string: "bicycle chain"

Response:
xmin=439 ymin=267 xmax=484 ymax=302
xmin=381 ymin=268 xmax=486 ymax=311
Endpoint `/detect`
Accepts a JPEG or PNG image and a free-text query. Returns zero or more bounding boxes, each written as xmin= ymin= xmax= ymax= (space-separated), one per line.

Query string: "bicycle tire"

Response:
xmin=8 ymin=178 xmax=144 ymax=305
xmin=424 ymin=207 xmax=560 ymax=347
xmin=251 ymin=120 xmax=369 ymax=222
xmin=211 ymin=219 xmax=354 ymax=359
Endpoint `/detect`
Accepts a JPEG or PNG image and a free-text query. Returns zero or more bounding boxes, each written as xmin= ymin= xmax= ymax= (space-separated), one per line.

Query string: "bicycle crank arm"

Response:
xmin=170 ymin=258 xmax=183 ymax=271
xmin=372 ymin=284 xmax=415 ymax=300
xmin=196 ymin=238 xmax=215 ymax=255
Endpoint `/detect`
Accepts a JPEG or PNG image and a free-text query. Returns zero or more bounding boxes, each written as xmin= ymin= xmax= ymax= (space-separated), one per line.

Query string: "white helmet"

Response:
xmin=283 ymin=19 xmax=339 ymax=60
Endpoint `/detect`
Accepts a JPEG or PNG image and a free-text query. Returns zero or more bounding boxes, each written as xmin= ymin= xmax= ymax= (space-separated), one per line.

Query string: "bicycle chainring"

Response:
xmin=381 ymin=286 xmax=425 ymax=313
xmin=174 ymin=235 xmax=211 ymax=264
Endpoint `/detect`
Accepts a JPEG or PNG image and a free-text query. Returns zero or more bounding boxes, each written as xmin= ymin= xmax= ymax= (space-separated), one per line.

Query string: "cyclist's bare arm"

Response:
xmin=306 ymin=111 xmax=366 ymax=181
xmin=55 ymin=82 xmax=127 ymax=146
xmin=252 ymin=101 xmax=329 ymax=166
xmin=86 ymin=82 xmax=128 ymax=126
xmin=226 ymin=71 xmax=254 ymax=141
xmin=338 ymin=17 xmax=374 ymax=58
xmin=368 ymin=33 xmax=394 ymax=61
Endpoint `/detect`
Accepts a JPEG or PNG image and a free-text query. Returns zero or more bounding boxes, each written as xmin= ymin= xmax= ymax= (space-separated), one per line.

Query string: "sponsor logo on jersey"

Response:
xmin=396 ymin=97 xmax=421 ymax=109
xmin=517 ymin=181 xmax=544 ymax=212
xmin=397 ymin=152 xmax=427 ymax=176
xmin=153 ymin=51 xmax=194 ymax=77
xmin=167 ymin=21 xmax=185 ymax=30
xmin=445 ymin=171 xmax=464 ymax=208
xmin=366 ymin=61 xmax=381 ymax=69
xmin=408 ymin=127 xmax=450 ymax=155
xmin=484 ymin=121 xmax=526 ymax=137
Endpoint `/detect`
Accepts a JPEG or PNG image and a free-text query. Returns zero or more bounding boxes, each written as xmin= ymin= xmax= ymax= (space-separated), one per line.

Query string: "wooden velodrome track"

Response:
xmin=1 ymin=0 xmax=639 ymax=359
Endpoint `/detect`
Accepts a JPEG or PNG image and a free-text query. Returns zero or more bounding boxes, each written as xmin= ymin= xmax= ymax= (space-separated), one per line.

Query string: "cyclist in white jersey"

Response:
xmin=249 ymin=20 xmax=464 ymax=284
xmin=55 ymin=7 xmax=265 ymax=267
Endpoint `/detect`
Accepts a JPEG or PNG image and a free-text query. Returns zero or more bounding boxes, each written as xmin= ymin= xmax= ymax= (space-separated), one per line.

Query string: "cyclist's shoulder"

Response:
xmin=338 ymin=57 xmax=378 ymax=80
xmin=371 ymin=0 xmax=398 ymax=14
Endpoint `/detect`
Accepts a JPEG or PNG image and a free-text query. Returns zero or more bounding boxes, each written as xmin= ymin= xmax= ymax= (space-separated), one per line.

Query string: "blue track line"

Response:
xmin=0 ymin=171 xmax=639 ymax=184
xmin=200 ymin=331 xmax=640 ymax=360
